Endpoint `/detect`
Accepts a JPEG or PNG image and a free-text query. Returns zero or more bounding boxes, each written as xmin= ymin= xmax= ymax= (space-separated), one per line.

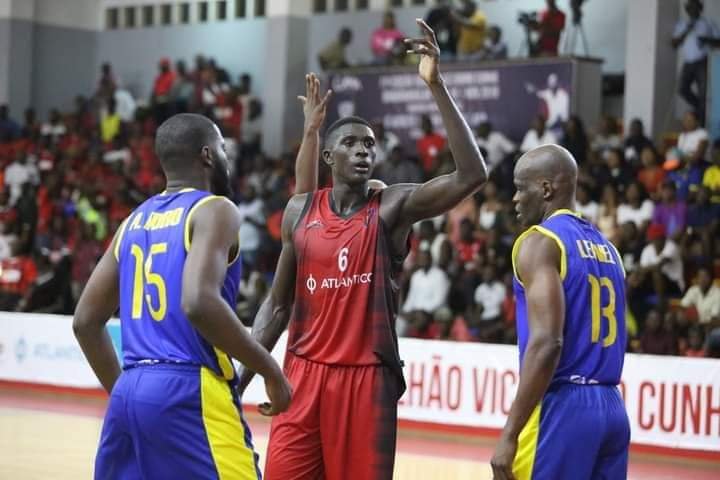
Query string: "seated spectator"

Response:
xmin=40 ymin=109 xmax=66 ymax=144
xmin=416 ymin=114 xmax=446 ymax=176
xmin=638 ymin=223 xmax=685 ymax=298
xmin=617 ymin=181 xmax=654 ymax=232
xmin=623 ymin=118 xmax=653 ymax=167
xmin=372 ymin=120 xmax=400 ymax=165
xmin=374 ymin=145 xmax=424 ymax=185
xmin=100 ymin=98 xmax=121 ymax=144
xmin=591 ymin=115 xmax=622 ymax=159
xmin=476 ymin=121 xmax=515 ymax=173
xmin=318 ymin=27 xmax=353 ymax=71
xmin=685 ymin=326 xmax=706 ymax=357
xmin=0 ymin=105 xmax=21 ymax=142
xmin=637 ymin=145 xmax=666 ymax=199
xmin=454 ymin=0 xmax=487 ymax=61
xmin=471 ymin=265 xmax=506 ymax=342
xmin=597 ymin=184 xmax=619 ymax=242
xmin=454 ymin=218 xmax=483 ymax=268
xmin=678 ymin=109 xmax=709 ymax=162
xmin=0 ymin=250 xmax=38 ymax=310
xmin=483 ymin=25 xmax=508 ymax=60
xmin=681 ymin=266 xmax=720 ymax=327
xmin=71 ymin=223 xmax=103 ymax=302
xmin=703 ymin=139 xmax=720 ymax=204
xmin=616 ymin=221 xmax=645 ymax=273
xmin=652 ymin=181 xmax=687 ymax=239
xmin=16 ymin=248 xmax=71 ymax=314
xmin=575 ymin=183 xmax=599 ymax=225
xmin=425 ymin=0 xmax=457 ymax=59
xmin=520 ymin=115 xmax=558 ymax=153
xmin=687 ymin=186 xmax=719 ymax=254
xmin=402 ymin=249 xmax=451 ymax=338
xmin=640 ymin=309 xmax=677 ymax=355
xmin=417 ymin=220 xmax=452 ymax=269
xmin=370 ymin=11 xmax=405 ymax=64
xmin=605 ymin=149 xmax=633 ymax=195
xmin=477 ymin=181 xmax=503 ymax=231
xmin=561 ymin=115 xmax=589 ymax=165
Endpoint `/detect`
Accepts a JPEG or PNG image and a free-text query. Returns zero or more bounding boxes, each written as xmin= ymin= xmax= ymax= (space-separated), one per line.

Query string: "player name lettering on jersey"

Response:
xmin=306 ymin=273 xmax=373 ymax=294
xmin=575 ymin=239 xmax=616 ymax=265
xmin=128 ymin=208 xmax=185 ymax=232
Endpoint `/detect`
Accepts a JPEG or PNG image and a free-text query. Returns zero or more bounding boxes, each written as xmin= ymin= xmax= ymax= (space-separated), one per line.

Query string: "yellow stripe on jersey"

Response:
xmin=228 ymin=230 xmax=242 ymax=267
xmin=200 ymin=367 xmax=259 ymax=480
xmin=113 ymin=217 xmax=130 ymax=261
xmin=511 ymin=226 xmax=568 ymax=287
xmin=513 ymin=403 xmax=542 ymax=480
xmin=607 ymin=241 xmax=626 ymax=278
xmin=548 ymin=208 xmax=582 ymax=219
xmin=184 ymin=195 xmax=224 ymax=252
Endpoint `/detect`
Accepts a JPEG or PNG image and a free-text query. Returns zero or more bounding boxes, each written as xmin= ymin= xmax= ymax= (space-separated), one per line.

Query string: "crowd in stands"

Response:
xmin=1 ymin=24 xmax=720 ymax=358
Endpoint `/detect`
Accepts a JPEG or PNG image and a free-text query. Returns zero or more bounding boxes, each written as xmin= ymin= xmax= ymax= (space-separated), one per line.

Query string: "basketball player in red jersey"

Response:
xmin=240 ymin=20 xmax=488 ymax=479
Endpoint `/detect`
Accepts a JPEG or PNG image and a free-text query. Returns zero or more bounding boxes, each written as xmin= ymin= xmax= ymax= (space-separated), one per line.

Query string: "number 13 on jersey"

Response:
xmin=588 ymin=274 xmax=617 ymax=347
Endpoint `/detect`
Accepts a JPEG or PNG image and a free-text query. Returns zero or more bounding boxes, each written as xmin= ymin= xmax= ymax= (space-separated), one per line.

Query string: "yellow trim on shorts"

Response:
xmin=214 ymin=348 xmax=236 ymax=381
xmin=200 ymin=367 xmax=258 ymax=480
xmin=511 ymin=226 xmax=567 ymax=287
xmin=513 ymin=404 xmax=542 ymax=480
xmin=113 ymin=218 xmax=130 ymax=261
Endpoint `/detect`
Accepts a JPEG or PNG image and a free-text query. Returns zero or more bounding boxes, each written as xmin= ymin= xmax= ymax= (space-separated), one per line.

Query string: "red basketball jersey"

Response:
xmin=288 ymin=188 xmax=403 ymax=368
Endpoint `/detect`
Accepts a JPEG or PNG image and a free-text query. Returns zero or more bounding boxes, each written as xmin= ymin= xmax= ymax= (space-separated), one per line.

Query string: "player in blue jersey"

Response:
xmin=73 ymin=113 xmax=291 ymax=480
xmin=491 ymin=145 xmax=630 ymax=480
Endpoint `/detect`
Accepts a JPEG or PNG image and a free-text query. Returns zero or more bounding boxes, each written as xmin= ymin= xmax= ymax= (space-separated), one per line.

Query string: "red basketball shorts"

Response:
xmin=264 ymin=353 xmax=401 ymax=480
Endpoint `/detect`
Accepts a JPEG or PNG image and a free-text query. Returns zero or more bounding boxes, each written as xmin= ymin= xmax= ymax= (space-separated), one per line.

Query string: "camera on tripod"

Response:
xmin=517 ymin=11 xmax=537 ymax=28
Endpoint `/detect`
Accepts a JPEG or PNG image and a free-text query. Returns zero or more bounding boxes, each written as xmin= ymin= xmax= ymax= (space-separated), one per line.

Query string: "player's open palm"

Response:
xmin=404 ymin=19 xmax=441 ymax=86
xmin=259 ymin=373 xmax=292 ymax=416
xmin=298 ymin=72 xmax=332 ymax=132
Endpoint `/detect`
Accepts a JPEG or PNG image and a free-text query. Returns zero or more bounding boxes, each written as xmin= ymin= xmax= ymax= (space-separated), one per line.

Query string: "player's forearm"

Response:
xmin=184 ymin=293 xmax=283 ymax=381
xmin=502 ymin=335 xmax=561 ymax=438
xmin=73 ymin=323 xmax=121 ymax=393
xmin=294 ymin=128 xmax=320 ymax=194
xmin=428 ymin=81 xmax=488 ymax=186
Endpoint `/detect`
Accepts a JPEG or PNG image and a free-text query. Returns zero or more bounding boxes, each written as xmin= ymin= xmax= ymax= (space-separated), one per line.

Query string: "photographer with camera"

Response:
xmin=519 ymin=0 xmax=566 ymax=57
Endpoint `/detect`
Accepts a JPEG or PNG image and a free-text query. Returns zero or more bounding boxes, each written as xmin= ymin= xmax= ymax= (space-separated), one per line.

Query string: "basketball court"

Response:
xmin=1 ymin=384 xmax=716 ymax=480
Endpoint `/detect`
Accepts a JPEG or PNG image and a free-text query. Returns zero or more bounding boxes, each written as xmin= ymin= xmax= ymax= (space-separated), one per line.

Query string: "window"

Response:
xmin=390 ymin=0 xmax=403 ymax=7
xmin=217 ymin=1 xmax=227 ymax=20
xmin=124 ymin=7 xmax=136 ymax=28
xmin=235 ymin=0 xmax=246 ymax=18
xmin=313 ymin=0 xmax=327 ymax=13
xmin=143 ymin=5 xmax=155 ymax=27
xmin=335 ymin=0 xmax=348 ymax=12
xmin=106 ymin=8 xmax=119 ymax=29
xmin=356 ymin=0 xmax=368 ymax=10
xmin=199 ymin=1 xmax=209 ymax=22
xmin=161 ymin=4 xmax=172 ymax=25
xmin=411 ymin=0 xmax=425 ymax=5
xmin=180 ymin=2 xmax=191 ymax=23
xmin=254 ymin=0 xmax=265 ymax=17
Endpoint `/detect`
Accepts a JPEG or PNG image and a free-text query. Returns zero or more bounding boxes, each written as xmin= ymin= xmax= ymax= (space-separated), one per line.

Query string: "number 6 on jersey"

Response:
xmin=338 ymin=248 xmax=349 ymax=273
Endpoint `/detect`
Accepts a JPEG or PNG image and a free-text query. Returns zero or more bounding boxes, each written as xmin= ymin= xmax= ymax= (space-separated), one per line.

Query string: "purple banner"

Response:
xmin=327 ymin=61 xmax=574 ymax=148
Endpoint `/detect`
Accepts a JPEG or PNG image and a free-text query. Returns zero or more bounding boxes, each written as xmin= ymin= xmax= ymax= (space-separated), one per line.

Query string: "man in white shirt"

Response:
xmin=639 ymin=224 xmax=685 ymax=297
xmin=4 ymin=152 xmax=39 ymax=205
xmin=677 ymin=110 xmax=709 ymax=163
xmin=476 ymin=121 xmax=515 ymax=172
xmin=236 ymin=185 xmax=266 ymax=269
xmin=402 ymin=249 xmax=451 ymax=336
xmin=525 ymin=73 xmax=569 ymax=133
xmin=520 ymin=115 xmax=558 ymax=153
xmin=681 ymin=267 xmax=720 ymax=326
xmin=672 ymin=0 xmax=720 ymax=120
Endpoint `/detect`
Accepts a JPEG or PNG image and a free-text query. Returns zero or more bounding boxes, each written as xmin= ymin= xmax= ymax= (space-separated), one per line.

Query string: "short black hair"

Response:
xmin=155 ymin=113 xmax=218 ymax=171
xmin=324 ymin=115 xmax=373 ymax=146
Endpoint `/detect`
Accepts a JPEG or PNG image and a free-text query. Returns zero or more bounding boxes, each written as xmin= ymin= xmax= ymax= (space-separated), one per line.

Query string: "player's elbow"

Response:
xmin=72 ymin=308 xmax=95 ymax=339
xmin=181 ymin=288 xmax=213 ymax=325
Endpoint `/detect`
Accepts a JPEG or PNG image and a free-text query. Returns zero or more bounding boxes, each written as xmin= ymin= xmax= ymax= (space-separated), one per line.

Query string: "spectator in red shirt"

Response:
xmin=151 ymin=58 xmax=176 ymax=125
xmin=0 ymin=251 xmax=38 ymax=310
xmin=533 ymin=0 xmax=566 ymax=56
xmin=454 ymin=217 xmax=483 ymax=267
xmin=416 ymin=114 xmax=446 ymax=176
xmin=685 ymin=326 xmax=706 ymax=357
xmin=71 ymin=223 xmax=103 ymax=302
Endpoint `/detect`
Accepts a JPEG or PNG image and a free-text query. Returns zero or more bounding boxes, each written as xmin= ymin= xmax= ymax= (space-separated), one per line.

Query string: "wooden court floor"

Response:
xmin=0 ymin=386 xmax=716 ymax=480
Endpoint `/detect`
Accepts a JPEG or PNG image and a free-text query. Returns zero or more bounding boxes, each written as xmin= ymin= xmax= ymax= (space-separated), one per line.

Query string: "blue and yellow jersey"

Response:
xmin=114 ymin=188 xmax=241 ymax=381
xmin=512 ymin=209 xmax=626 ymax=386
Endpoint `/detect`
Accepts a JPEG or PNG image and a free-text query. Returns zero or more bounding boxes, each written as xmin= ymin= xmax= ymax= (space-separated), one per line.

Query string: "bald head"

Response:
xmin=513 ymin=145 xmax=578 ymax=226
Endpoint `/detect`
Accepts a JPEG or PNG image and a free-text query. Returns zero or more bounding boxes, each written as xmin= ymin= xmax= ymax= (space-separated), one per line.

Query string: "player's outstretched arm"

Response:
xmin=73 ymin=230 xmax=123 ymax=393
xmin=295 ymin=73 xmax=332 ymax=194
xmin=182 ymin=198 xmax=291 ymax=416
xmin=237 ymin=194 xmax=305 ymax=394
xmin=491 ymin=233 xmax=565 ymax=480
xmin=392 ymin=19 xmax=488 ymax=225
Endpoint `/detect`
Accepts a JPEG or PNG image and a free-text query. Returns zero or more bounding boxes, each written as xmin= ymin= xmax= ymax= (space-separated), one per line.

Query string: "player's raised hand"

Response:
xmin=404 ymin=19 xmax=442 ymax=86
xmin=298 ymin=72 xmax=332 ymax=133
xmin=490 ymin=433 xmax=518 ymax=480
xmin=258 ymin=372 xmax=293 ymax=417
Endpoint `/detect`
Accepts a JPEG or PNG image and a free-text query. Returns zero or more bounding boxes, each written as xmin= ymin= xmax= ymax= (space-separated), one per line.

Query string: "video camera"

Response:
xmin=517 ymin=11 xmax=537 ymax=28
